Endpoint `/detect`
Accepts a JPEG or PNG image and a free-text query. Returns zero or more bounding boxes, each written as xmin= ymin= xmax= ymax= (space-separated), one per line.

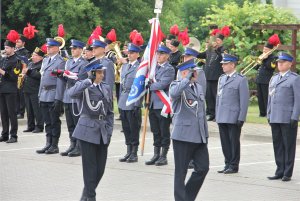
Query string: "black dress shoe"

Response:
xmin=217 ymin=168 xmax=227 ymax=173
xmin=6 ymin=137 xmax=18 ymax=143
xmin=0 ymin=136 xmax=9 ymax=142
xmin=206 ymin=115 xmax=215 ymax=121
xmin=282 ymin=176 xmax=291 ymax=182
xmin=23 ymin=128 xmax=35 ymax=132
xmin=17 ymin=114 xmax=24 ymax=119
xmin=224 ymin=168 xmax=238 ymax=174
xmin=32 ymin=128 xmax=43 ymax=133
xmin=267 ymin=175 xmax=282 ymax=180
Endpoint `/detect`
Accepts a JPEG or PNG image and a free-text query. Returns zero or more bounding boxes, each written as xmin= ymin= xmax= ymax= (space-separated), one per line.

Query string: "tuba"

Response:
xmin=54 ymin=36 xmax=65 ymax=50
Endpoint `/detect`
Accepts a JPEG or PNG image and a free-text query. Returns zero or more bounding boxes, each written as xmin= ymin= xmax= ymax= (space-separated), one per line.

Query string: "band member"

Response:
xmin=22 ymin=45 xmax=46 ymax=133
xmin=91 ymin=39 xmax=115 ymax=91
xmin=118 ymin=42 xmax=142 ymax=163
xmin=198 ymin=26 xmax=230 ymax=121
xmin=145 ymin=45 xmax=175 ymax=166
xmin=216 ymin=54 xmax=249 ymax=174
xmin=36 ymin=38 xmax=66 ymax=154
xmin=267 ymin=52 xmax=300 ymax=182
xmin=0 ymin=31 xmax=21 ymax=143
xmin=83 ymin=45 xmax=95 ymax=62
xmin=166 ymin=25 xmax=182 ymax=78
xmin=105 ymin=29 xmax=117 ymax=64
xmin=15 ymin=35 xmax=30 ymax=119
xmin=68 ymin=60 xmax=113 ymax=201
xmin=255 ymin=34 xmax=280 ymax=117
xmin=59 ymin=39 xmax=88 ymax=157
xmin=170 ymin=59 xmax=209 ymax=201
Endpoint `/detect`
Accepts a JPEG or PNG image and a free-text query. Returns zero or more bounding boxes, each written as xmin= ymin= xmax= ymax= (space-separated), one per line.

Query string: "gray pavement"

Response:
xmin=0 ymin=118 xmax=299 ymax=201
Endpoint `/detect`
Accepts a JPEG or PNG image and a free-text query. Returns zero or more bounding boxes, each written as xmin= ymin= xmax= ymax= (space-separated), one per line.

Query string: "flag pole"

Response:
xmin=140 ymin=0 xmax=163 ymax=156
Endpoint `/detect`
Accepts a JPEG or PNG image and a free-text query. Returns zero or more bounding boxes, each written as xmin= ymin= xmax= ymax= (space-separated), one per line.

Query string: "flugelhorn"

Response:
xmin=109 ymin=41 xmax=123 ymax=59
xmin=240 ymin=44 xmax=279 ymax=76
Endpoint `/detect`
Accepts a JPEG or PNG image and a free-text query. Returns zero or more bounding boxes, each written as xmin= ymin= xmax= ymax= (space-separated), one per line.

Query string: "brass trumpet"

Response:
xmin=240 ymin=44 xmax=279 ymax=76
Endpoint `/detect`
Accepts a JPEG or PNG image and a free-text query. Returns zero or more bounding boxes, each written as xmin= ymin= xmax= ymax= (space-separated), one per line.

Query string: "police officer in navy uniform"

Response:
xmin=59 ymin=39 xmax=88 ymax=157
xmin=68 ymin=60 xmax=114 ymax=201
xmin=0 ymin=38 xmax=21 ymax=143
xmin=15 ymin=35 xmax=30 ymax=119
xmin=255 ymin=34 xmax=279 ymax=117
xmin=198 ymin=33 xmax=226 ymax=121
xmin=36 ymin=38 xmax=66 ymax=154
xmin=118 ymin=43 xmax=142 ymax=163
xmin=91 ymin=39 xmax=115 ymax=92
xmin=22 ymin=46 xmax=45 ymax=133
xmin=216 ymin=54 xmax=249 ymax=174
xmin=145 ymin=45 xmax=175 ymax=166
xmin=267 ymin=52 xmax=300 ymax=182
xmin=170 ymin=59 xmax=209 ymax=201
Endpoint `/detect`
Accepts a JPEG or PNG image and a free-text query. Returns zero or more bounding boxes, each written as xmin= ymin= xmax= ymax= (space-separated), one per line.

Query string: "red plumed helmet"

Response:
xmin=170 ymin=24 xmax=180 ymax=36
xmin=268 ymin=34 xmax=281 ymax=46
xmin=178 ymin=28 xmax=190 ymax=46
xmin=6 ymin=30 xmax=20 ymax=43
xmin=92 ymin=26 xmax=102 ymax=36
xmin=41 ymin=43 xmax=47 ymax=54
xmin=221 ymin=26 xmax=230 ymax=37
xmin=23 ymin=23 xmax=38 ymax=39
xmin=88 ymin=34 xmax=100 ymax=45
xmin=132 ymin=33 xmax=144 ymax=46
xmin=129 ymin=30 xmax=138 ymax=42
xmin=210 ymin=29 xmax=221 ymax=36
xmin=57 ymin=24 xmax=65 ymax=37
xmin=106 ymin=29 xmax=117 ymax=42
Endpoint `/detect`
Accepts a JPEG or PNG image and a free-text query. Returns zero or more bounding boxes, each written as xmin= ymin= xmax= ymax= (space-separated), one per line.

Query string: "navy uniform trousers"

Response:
xmin=0 ymin=93 xmax=18 ymax=138
xmin=40 ymin=101 xmax=61 ymax=139
xmin=120 ymin=109 xmax=141 ymax=146
xmin=173 ymin=139 xmax=209 ymax=201
xmin=80 ymin=138 xmax=108 ymax=198
xmin=149 ymin=109 xmax=171 ymax=148
xmin=270 ymin=123 xmax=298 ymax=178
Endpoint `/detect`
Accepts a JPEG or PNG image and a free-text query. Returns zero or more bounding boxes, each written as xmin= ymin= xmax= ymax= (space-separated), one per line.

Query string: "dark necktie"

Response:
xmin=97 ymin=84 xmax=102 ymax=92
xmin=191 ymin=84 xmax=195 ymax=92
xmin=226 ymin=75 xmax=230 ymax=81
xmin=48 ymin=58 xmax=52 ymax=65
xmin=128 ymin=64 xmax=132 ymax=70
xmin=72 ymin=60 xmax=76 ymax=65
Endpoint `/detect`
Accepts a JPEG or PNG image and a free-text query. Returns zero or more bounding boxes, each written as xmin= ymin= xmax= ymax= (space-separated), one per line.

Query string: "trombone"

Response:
xmin=240 ymin=44 xmax=279 ymax=76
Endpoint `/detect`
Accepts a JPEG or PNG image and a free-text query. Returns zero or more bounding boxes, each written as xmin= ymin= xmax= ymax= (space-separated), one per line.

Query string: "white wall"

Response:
xmin=273 ymin=0 xmax=300 ymax=19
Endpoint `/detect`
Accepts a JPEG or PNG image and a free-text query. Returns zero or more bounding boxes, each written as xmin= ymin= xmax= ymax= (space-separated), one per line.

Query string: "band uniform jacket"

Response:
xmin=15 ymin=47 xmax=30 ymax=58
xmin=23 ymin=60 xmax=42 ymax=94
xmin=0 ymin=54 xmax=20 ymax=93
xmin=256 ymin=54 xmax=276 ymax=84
xmin=216 ymin=72 xmax=249 ymax=124
xmin=118 ymin=61 xmax=141 ymax=110
xmin=267 ymin=71 xmax=300 ymax=123
xmin=169 ymin=50 xmax=182 ymax=68
xmin=59 ymin=57 xmax=88 ymax=104
xmin=170 ymin=78 xmax=208 ymax=143
xmin=69 ymin=79 xmax=114 ymax=145
xmin=38 ymin=54 xmax=66 ymax=102
xmin=198 ymin=46 xmax=225 ymax=81
xmin=149 ymin=62 xmax=175 ymax=109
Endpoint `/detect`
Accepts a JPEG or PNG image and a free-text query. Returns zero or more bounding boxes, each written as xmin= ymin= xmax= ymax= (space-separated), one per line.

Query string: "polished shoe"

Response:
xmin=224 ymin=168 xmax=238 ymax=174
xmin=0 ymin=136 xmax=9 ymax=142
xmin=17 ymin=114 xmax=24 ymax=119
xmin=206 ymin=115 xmax=215 ymax=121
xmin=6 ymin=137 xmax=17 ymax=143
xmin=32 ymin=128 xmax=43 ymax=133
xmin=36 ymin=136 xmax=52 ymax=154
xmin=23 ymin=128 xmax=35 ymax=132
xmin=155 ymin=147 xmax=168 ymax=166
xmin=217 ymin=168 xmax=228 ymax=173
xmin=68 ymin=142 xmax=81 ymax=157
xmin=45 ymin=138 xmax=59 ymax=154
xmin=267 ymin=175 xmax=282 ymax=180
xmin=281 ymin=176 xmax=291 ymax=182
xmin=145 ymin=147 xmax=160 ymax=165
xmin=119 ymin=145 xmax=132 ymax=162
xmin=127 ymin=146 xmax=138 ymax=163
xmin=60 ymin=141 xmax=75 ymax=156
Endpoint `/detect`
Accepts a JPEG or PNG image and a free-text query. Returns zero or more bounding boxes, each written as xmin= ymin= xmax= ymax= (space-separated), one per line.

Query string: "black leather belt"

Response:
xmin=81 ymin=114 xmax=105 ymax=120
xmin=42 ymin=85 xmax=56 ymax=90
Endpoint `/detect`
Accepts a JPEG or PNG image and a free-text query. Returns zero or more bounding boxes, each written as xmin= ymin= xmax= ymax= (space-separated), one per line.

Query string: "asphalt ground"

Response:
xmin=0 ymin=119 xmax=299 ymax=201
